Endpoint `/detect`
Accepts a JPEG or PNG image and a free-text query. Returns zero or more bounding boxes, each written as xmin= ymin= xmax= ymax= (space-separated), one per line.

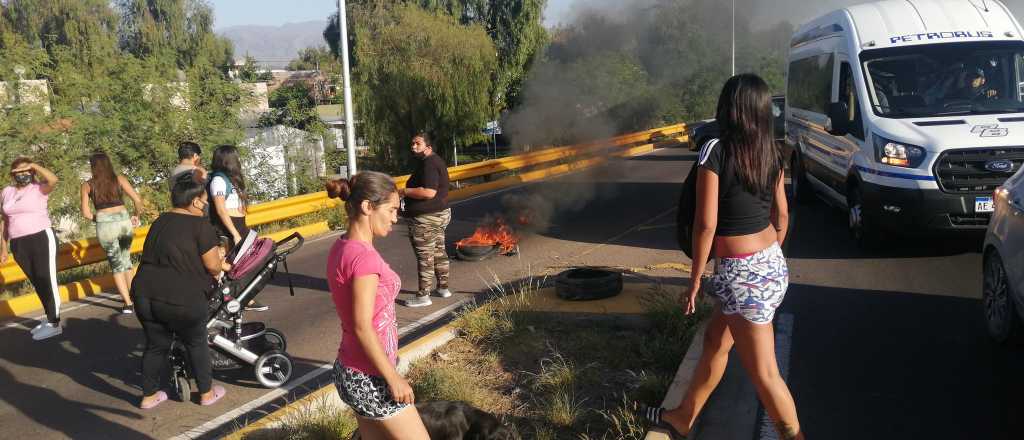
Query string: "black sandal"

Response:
xmin=639 ymin=404 xmax=688 ymax=439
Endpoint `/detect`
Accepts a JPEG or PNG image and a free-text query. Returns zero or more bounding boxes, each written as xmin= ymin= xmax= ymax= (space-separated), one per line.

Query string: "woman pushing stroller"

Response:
xmin=131 ymin=172 xmax=230 ymax=409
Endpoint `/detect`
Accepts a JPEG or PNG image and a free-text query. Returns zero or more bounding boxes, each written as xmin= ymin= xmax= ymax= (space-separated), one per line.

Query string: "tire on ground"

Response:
xmin=555 ymin=269 xmax=624 ymax=301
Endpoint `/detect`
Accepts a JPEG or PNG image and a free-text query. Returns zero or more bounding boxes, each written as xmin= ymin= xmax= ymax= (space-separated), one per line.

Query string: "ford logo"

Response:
xmin=985 ymin=160 xmax=1015 ymax=173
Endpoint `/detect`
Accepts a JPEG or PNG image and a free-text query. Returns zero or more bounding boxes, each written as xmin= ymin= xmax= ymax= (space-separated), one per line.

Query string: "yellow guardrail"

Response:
xmin=0 ymin=123 xmax=686 ymax=290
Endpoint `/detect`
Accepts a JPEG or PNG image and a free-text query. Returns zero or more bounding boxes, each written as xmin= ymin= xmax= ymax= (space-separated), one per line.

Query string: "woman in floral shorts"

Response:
xmin=324 ymin=172 xmax=429 ymax=439
xmin=642 ymin=75 xmax=804 ymax=440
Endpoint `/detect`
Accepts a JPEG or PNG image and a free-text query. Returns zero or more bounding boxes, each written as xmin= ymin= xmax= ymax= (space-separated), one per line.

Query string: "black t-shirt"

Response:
xmin=402 ymin=154 xmax=450 ymax=217
xmin=697 ymin=139 xmax=776 ymax=237
xmin=132 ymin=212 xmax=220 ymax=305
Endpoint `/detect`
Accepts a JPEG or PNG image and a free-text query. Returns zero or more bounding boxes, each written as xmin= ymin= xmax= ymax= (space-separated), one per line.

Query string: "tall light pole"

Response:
xmin=338 ymin=0 xmax=357 ymax=177
xmin=731 ymin=0 xmax=736 ymax=76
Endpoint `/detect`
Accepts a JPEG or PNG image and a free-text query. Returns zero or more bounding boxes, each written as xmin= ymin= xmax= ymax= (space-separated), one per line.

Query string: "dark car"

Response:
xmin=688 ymin=95 xmax=786 ymax=151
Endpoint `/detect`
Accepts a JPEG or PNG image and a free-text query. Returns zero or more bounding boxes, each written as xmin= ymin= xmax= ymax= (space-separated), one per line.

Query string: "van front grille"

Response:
xmin=933 ymin=148 xmax=1024 ymax=193
xmin=949 ymin=214 xmax=991 ymax=227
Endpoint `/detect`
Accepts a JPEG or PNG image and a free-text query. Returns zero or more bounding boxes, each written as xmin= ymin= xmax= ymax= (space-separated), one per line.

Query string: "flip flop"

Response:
xmin=140 ymin=391 xmax=168 ymax=409
xmin=200 ymin=385 xmax=226 ymax=406
xmin=639 ymin=404 xmax=688 ymax=439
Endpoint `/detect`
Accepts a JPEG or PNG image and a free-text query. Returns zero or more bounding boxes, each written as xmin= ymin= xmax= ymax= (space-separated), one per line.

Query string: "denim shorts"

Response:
xmin=332 ymin=360 xmax=408 ymax=420
xmin=709 ymin=243 xmax=788 ymax=324
xmin=95 ymin=210 xmax=134 ymax=273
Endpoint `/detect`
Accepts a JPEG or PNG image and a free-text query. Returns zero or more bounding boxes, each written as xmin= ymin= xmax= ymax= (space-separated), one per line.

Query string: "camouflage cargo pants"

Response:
xmin=409 ymin=208 xmax=451 ymax=295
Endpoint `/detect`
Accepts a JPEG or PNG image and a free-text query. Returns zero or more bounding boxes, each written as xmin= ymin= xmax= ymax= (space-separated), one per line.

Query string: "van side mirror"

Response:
xmin=826 ymin=102 xmax=849 ymax=137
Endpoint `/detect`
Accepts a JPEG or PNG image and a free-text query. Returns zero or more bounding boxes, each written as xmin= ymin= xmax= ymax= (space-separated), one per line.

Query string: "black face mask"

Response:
xmin=13 ymin=174 xmax=32 ymax=186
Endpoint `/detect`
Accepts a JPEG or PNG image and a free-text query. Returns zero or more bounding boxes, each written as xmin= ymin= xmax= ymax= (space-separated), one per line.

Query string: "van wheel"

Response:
xmin=789 ymin=153 xmax=813 ymax=204
xmin=847 ymin=185 xmax=881 ymax=248
xmin=984 ymin=251 xmax=1022 ymax=344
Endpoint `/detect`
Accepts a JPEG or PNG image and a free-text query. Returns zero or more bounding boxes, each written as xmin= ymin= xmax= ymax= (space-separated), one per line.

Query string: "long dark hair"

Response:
xmin=211 ymin=145 xmax=247 ymax=206
xmin=88 ymin=152 xmax=121 ymax=206
xmin=325 ymin=171 xmax=397 ymax=218
xmin=715 ymin=74 xmax=781 ymax=197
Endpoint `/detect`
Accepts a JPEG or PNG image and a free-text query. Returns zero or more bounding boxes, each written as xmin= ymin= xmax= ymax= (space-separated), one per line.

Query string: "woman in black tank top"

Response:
xmin=80 ymin=152 xmax=145 ymax=314
xmin=642 ymin=75 xmax=803 ymax=439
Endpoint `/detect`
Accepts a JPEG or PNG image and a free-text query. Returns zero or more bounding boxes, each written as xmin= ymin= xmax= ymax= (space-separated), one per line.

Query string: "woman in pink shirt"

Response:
xmin=325 ymin=172 xmax=429 ymax=439
xmin=0 ymin=157 xmax=62 ymax=341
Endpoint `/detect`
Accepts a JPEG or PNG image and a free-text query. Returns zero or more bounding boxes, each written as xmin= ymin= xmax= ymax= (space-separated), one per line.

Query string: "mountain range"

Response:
xmin=218 ymin=20 xmax=329 ymax=69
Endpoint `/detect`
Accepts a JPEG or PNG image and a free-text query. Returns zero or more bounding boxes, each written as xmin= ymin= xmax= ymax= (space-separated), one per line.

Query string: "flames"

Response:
xmin=455 ymin=216 xmax=520 ymax=254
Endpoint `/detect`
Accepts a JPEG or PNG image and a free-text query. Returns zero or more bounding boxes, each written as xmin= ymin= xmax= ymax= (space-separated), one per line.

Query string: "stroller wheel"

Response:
xmin=254 ymin=350 xmax=293 ymax=388
xmin=173 ymin=374 xmax=192 ymax=402
xmin=263 ymin=328 xmax=287 ymax=352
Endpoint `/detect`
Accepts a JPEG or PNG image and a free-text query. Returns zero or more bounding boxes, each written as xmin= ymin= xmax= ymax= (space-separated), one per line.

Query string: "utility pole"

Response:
xmin=339 ymin=0 xmax=358 ymax=177
xmin=731 ymin=0 xmax=736 ymax=77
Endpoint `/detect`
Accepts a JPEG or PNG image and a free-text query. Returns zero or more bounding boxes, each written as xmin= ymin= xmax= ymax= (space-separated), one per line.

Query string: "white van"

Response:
xmin=785 ymin=0 xmax=1024 ymax=246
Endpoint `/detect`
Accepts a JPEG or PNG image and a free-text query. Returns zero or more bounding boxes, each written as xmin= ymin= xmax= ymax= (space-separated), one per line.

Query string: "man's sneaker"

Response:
xmin=122 ymin=305 xmax=134 ymax=315
xmin=32 ymin=323 xmax=62 ymax=341
xmin=403 ymin=295 xmax=432 ymax=308
xmin=245 ymin=300 xmax=270 ymax=312
xmin=433 ymin=288 xmax=452 ymax=298
xmin=29 ymin=322 xmax=46 ymax=334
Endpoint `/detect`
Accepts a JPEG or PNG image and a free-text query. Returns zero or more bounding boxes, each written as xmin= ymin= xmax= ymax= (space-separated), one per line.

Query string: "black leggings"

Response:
xmin=132 ymin=294 xmax=212 ymax=396
xmin=10 ymin=228 xmax=60 ymax=324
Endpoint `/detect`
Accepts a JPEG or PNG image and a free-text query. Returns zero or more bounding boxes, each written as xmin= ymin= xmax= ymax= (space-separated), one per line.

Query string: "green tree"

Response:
xmin=116 ymin=0 xmax=234 ymax=70
xmin=237 ymin=55 xmax=271 ymax=82
xmin=259 ymin=83 xmax=325 ymax=134
xmin=0 ymin=0 xmax=245 ymax=227
xmin=287 ymin=46 xmax=340 ymax=76
xmin=325 ymin=0 xmax=546 ymax=112
xmin=343 ymin=4 xmax=497 ymax=168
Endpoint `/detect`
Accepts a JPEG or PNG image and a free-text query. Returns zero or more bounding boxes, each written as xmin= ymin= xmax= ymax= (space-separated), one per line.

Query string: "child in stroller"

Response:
xmin=168 ymin=231 xmax=304 ymax=401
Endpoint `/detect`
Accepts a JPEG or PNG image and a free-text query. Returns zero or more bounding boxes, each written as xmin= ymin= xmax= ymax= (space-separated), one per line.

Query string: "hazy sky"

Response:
xmin=209 ymin=0 xmax=1024 ymax=30
xmin=210 ymin=0 xmax=576 ymax=29
xmin=209 ymin=0 xmax=337 ymax=29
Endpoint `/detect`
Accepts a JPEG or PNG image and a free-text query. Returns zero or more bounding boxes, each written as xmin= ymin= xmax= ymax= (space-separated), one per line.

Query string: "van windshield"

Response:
xmin=861 ymin=41 xmax=1024 ymax=118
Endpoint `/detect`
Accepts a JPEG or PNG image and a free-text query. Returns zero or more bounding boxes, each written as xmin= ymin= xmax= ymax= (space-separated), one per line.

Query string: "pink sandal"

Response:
xmin=140 ymin=391 xmax=168 ymax=409
xmin=200 ymin=385 xmax=226 ymax=406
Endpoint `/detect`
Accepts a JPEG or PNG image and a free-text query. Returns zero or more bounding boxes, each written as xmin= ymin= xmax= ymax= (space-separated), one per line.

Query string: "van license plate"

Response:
xmin=975 ymin=197 xmax=994 ymax=213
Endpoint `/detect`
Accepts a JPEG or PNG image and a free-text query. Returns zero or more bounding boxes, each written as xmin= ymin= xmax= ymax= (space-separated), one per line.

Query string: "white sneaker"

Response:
xmin=32 ymin=323 xmax=62 ymax=341
xmin=403 ymin=295 xmax=432 ymax=308
xmin=29 ymin=322 xmax=46 ymax=334
xmin=433 ymin=288 xmax=452 ymax=298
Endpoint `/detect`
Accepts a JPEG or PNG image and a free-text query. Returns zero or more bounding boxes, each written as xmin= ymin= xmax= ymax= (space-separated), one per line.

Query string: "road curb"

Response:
xmin=224 ymin=323 xmax=459 ymax=439
xmin=644 ymin=318 xmax=709 ymax=440
xmin=0 ymin=222 xmax=331 ymax=320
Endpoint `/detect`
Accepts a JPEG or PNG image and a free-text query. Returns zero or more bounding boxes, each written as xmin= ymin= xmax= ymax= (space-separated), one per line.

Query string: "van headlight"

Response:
xmin=874 ymin=134 xmax=926 ymax=168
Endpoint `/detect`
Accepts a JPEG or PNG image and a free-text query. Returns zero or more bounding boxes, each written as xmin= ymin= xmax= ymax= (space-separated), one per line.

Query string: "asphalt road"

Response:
xmin=0 ymin=147 xmax=696 ymax=439
xmin=2 ymin=145 xmax=1019 ymax=439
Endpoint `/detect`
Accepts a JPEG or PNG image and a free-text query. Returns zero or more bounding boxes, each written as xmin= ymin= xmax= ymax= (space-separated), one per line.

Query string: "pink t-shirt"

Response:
xmin=327 ymin=237 xmax=401 ymax=376
xmin=1 ymin=184 xmax=52 ymax=240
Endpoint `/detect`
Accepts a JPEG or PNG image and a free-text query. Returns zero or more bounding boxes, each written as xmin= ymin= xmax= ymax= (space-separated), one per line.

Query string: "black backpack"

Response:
xmin=677 ymin=139 xmax=727 ymax=261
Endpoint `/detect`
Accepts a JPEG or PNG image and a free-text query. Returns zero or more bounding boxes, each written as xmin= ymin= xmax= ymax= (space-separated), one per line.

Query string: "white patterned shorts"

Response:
xmin=333 ymin=361 xmax=408 ymax=419
xmin=709 ymin=243 xmax=788 ymax=324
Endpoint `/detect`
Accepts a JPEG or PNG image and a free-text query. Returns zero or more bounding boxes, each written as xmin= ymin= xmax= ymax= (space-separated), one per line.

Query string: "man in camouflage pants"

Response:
xmin=401 ymin=132 xmax=451 ymax=307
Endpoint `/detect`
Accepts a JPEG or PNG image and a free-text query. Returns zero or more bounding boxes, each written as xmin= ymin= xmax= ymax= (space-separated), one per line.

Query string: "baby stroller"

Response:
xmin=168 ymin=231 xmax=305 ymax=401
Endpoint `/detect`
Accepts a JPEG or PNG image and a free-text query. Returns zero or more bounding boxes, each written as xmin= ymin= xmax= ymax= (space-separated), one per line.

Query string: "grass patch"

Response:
xmin=241 ymin=394 xmax=358 ymax=440
xmin=237 ymin=274 xmax=708 ymax=440
xmin=421 ymin=276 xmax=708 ymax=439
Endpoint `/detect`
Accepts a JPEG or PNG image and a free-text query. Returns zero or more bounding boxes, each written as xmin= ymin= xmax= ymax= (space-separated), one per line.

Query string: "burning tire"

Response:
xmin=555 ymin=268 xmax=623 ymax=301
xmin=455 ymin=244 xmax=500 ymax=261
